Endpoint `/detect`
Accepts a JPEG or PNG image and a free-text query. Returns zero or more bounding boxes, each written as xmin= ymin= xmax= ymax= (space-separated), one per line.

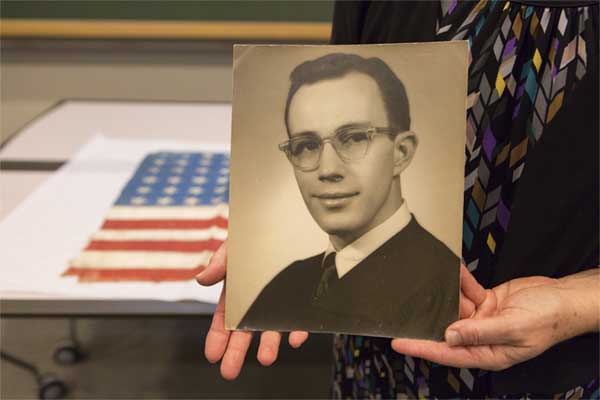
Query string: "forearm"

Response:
xmin=555 ymin=267 xmax=600 ymax=338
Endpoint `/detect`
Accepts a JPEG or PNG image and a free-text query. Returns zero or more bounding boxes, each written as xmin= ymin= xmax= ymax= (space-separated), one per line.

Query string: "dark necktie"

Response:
xmin=314 ymin=252 xmax=337 ymax=300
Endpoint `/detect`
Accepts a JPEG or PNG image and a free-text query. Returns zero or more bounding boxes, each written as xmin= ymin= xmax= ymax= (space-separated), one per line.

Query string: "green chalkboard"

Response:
xmin=1 ymin=0 xmax=334 ymax=22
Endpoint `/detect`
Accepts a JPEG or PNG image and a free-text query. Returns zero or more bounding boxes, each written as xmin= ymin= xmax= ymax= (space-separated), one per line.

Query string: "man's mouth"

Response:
xmin=313 ymin=192 xmax=359 ymax=208
xmin=314 ymin=192 xmax=359 ymax=199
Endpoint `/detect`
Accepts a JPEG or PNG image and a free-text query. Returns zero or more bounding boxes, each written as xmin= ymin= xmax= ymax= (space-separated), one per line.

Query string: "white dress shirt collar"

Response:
xmin=324 ymin=201 xmax=412 ymax=279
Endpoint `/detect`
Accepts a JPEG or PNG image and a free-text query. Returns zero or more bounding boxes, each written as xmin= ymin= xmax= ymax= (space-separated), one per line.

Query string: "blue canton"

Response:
xmin=115 ymin=152 xmax=230 ymax=206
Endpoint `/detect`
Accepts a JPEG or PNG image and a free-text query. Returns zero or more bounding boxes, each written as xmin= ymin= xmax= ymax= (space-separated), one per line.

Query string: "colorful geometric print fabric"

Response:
xmin=439 ymin=0 xmax=597 ymax=287
xmin=333 ymin=1 xmax=598 ymax=398
xmin=333 ymin=335 xmax=599 ymax=399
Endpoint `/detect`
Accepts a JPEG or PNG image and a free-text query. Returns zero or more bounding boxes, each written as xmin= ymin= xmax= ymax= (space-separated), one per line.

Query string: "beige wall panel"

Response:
xmin=1 ymin=47 xmax=233 ymax=142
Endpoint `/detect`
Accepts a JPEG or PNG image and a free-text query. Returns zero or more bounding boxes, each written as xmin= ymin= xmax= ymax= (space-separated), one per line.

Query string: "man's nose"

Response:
xmin=318 ymin=142 xmax=344 ymax=182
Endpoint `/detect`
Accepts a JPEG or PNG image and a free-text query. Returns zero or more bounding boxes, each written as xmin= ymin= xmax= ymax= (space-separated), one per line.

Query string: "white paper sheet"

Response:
xmin=0 ymin=135 xmax=227 ymax=302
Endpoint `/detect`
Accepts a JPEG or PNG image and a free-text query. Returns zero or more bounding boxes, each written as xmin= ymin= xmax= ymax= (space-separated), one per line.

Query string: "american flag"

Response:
xmin=63 ymin=151 xmax=229 ymax=282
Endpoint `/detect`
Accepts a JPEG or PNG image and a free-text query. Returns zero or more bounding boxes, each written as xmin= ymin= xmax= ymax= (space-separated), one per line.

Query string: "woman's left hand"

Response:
xmin=391 ymin=266 xmax=599 ymax=371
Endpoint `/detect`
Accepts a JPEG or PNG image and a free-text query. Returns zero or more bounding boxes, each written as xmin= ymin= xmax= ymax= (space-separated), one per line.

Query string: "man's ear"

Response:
xmin=393 ymin=131 xmax=418 ymax=176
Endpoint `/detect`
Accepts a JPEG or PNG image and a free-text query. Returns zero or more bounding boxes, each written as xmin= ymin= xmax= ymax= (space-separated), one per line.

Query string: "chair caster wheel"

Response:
xmin=38 ymin=374 xmax=68 ymax=400
xmin=53 ymin=340 xmax=84 ymax=365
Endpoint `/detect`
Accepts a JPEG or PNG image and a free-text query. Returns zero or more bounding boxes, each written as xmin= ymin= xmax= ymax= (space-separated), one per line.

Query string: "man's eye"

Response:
xmin=291 ymin=140 xmax=320 ymax=156
xmin=339 ymin=131 xmax=369 ymax=144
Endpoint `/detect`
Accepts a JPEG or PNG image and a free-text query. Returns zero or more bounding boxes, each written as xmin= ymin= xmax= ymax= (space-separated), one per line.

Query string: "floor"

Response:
xmin=1 ymin=317 xmax=333 ymax=399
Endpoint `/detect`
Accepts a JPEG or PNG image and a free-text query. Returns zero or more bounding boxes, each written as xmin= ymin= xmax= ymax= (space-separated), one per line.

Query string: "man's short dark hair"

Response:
xmin=284 ymin=53 xmax=411 ymax=136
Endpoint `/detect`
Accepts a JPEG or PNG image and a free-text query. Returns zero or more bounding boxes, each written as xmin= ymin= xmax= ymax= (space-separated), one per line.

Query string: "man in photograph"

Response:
xmin=239 ymin=53 xmax=459 ymax=340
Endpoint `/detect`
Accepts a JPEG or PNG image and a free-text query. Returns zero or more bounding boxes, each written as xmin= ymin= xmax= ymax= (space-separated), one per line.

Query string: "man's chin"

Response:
xmin=319 ymin=223 xmax=362 ymax=240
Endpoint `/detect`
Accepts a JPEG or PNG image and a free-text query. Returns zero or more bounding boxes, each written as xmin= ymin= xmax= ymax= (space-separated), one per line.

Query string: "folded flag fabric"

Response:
xmin=63 ymin=151 xmax=229 ymax=282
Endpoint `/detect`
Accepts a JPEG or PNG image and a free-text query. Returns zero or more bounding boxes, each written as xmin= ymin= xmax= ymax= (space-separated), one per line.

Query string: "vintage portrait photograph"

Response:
xmin=226 ymin=42 xmax=467 ymax=340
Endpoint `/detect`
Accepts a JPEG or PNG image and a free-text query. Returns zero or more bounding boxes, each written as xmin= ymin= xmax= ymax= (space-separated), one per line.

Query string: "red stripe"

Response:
xmin=62 ymin=266 xmax=204 ymax=282
xmin=101 ymin=216 xmax=228 ymax=230
xmin=85 ymin=239 xmax=223 ymax=252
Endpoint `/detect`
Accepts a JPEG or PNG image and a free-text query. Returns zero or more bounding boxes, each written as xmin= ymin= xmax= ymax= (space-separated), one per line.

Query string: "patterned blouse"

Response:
xmin=330 ymin=1 xmax=599 ymax=398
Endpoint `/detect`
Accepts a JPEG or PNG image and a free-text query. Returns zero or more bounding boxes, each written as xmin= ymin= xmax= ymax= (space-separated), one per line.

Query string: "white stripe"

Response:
xmin=459 ymin=368 xmax=474 ymax=391
xmin=92 ymin=227 xmax=228 ymax=241
xmin=106 ymin=205 xmax=229 ymax=220
xmin=405 ymin=355 xmax=415 ymax=371
xmin=70 ymin=250 xmax=213 ymax=269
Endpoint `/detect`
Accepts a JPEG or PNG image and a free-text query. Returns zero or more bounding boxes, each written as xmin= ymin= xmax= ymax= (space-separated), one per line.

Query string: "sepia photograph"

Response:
xmin=226 ymin=42 xmax=467 ymax=340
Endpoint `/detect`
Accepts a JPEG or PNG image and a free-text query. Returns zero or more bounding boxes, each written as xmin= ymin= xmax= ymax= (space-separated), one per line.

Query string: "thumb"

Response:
xmin=445 ymin=315 xmax=513 ymax=347
xmin=196 ymin=241 xmax=227 ymax=286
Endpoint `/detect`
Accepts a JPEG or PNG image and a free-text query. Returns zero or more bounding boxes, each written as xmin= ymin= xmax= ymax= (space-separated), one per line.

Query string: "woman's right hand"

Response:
xmin=196 ymin=241 xmax=309 ymax=380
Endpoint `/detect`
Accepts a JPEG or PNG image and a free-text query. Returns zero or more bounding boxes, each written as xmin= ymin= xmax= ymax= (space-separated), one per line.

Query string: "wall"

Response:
xmin=1 ymin=41 xmax=234 ymax=143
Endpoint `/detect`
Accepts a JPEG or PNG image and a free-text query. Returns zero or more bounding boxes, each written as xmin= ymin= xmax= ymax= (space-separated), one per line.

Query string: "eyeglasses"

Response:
xmin=278 ymin=126 xmax=396 ymax=172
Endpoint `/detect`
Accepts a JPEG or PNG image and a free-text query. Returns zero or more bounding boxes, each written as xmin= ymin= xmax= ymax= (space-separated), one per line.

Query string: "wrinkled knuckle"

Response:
xmin=463 ymin=326 xmax=481 ymax=346
xmin=437 ymin=351 xmax=451 ymax=367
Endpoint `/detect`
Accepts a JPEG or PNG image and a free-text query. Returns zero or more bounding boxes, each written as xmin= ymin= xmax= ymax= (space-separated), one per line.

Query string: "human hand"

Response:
xmin=196 ymin=241 xmax=309 ymax=380
xmin=391 ymin=265 xmax=598 ymax=371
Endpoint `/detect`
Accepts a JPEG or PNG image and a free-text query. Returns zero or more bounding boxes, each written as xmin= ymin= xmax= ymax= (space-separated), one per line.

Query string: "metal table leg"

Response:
xmin=1 ymin=350 xmax=68 ymax=399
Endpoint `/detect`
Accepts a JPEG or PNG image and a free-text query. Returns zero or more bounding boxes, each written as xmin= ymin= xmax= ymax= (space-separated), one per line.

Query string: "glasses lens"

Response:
xmin=288 ymin=136 xmax=321 ymax=169
xmin=334 ymin=129 xmax=370 ymax=160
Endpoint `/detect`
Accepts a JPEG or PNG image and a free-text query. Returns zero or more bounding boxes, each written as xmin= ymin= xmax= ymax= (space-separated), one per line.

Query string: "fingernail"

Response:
xmin=195 ymin=270 xmax=206 ymax=281
xmin=446 ymin=330 xmax=462 ymax=346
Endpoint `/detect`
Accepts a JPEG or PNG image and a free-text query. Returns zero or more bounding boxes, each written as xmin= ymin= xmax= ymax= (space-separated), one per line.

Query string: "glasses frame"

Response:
xmin=278 ymin=126 xmax=396 ymax=172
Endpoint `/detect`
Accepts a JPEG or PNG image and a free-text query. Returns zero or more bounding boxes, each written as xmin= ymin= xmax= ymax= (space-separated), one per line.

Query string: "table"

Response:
xmin=0 ymin=99 xmax=232 ymax=398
